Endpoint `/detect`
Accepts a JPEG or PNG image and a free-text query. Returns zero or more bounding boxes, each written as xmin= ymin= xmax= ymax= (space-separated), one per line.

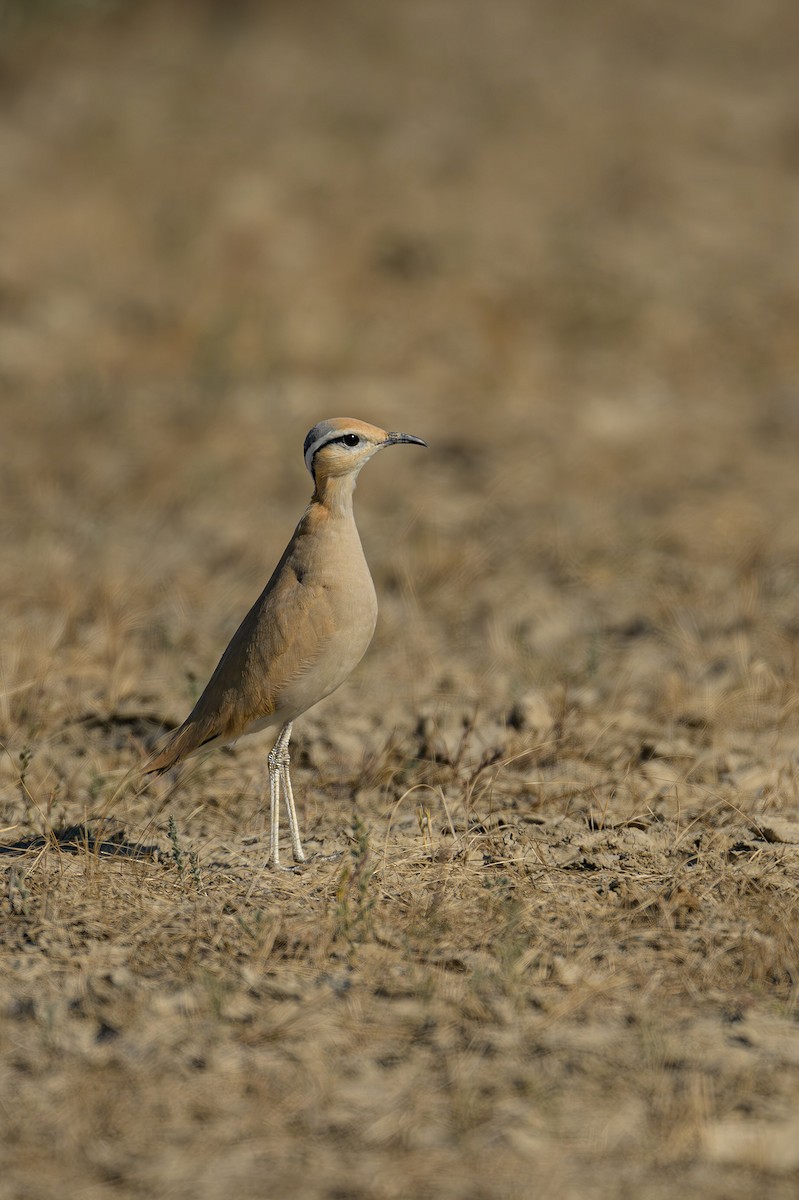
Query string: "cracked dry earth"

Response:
xmin=2 ymin=1 xmax=799 ymax=1198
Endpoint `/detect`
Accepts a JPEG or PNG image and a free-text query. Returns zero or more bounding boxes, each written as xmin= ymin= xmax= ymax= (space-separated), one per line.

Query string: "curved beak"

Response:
xmin=385 ymin=431 xmax=428 ymax=448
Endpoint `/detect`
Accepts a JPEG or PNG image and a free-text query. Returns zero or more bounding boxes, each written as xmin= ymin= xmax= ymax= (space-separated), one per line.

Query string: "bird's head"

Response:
xmin=304 ymin=418 xmax=427 ymax=487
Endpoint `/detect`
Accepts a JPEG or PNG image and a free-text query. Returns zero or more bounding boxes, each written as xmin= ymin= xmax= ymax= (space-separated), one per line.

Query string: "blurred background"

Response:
xmin=4 ymin=6 xmax=799 ymax=1197
xmin=1 ymin=0 xmax=799 ymax=762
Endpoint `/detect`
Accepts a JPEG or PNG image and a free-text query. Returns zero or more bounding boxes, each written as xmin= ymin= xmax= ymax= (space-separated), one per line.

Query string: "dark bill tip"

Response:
xmin=385 ymin=431 xmax=428 ymax=448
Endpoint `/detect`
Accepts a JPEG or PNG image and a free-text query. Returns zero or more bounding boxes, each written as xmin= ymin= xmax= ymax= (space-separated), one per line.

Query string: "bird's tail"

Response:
xmin=144 ymin=707 xmax=230 ymax=773
xmin=145 ymin=721 xmax=199 ymax=774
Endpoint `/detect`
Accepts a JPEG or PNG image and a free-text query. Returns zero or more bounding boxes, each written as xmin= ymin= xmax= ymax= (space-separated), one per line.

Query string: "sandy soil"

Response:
xmin=2 ymin=1 xmax=799 ymax=1196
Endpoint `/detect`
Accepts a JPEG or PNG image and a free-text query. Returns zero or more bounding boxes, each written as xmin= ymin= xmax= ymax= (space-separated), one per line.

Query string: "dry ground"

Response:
xmin=2 ymin=1 xmax=799 ymax=1196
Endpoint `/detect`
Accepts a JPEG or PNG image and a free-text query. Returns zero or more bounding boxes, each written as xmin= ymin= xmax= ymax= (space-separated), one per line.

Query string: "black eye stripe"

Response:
xmin=304 ymin=429 xmax=364 ymax=475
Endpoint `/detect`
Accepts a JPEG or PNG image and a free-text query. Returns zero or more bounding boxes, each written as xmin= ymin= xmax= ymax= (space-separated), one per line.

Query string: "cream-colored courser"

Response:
xmin=147 ymin=417 xmax=427 ymax=867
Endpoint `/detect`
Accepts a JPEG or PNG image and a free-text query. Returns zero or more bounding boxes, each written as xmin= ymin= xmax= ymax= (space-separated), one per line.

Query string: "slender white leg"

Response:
xmin=267 ymin=735 xmax=282 ymax=867
xmin=265 ymin=722 xmax=305 ymax=868
xmin=280 ymin=752 xmax=306 ymax=864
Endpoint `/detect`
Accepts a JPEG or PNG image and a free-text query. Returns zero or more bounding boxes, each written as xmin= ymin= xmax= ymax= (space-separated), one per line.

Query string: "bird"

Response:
xmin=146 ymin=417 xmax=427 ymax=868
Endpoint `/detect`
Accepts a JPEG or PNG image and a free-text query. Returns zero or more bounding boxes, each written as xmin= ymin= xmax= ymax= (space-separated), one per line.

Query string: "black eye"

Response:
xmin=342 ymin=434 xmax=360 ymax=447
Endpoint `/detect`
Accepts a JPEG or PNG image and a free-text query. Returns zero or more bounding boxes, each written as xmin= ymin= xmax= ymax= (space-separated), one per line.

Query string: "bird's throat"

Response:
xmin=312 ymin=471 xmax=358 ymax=516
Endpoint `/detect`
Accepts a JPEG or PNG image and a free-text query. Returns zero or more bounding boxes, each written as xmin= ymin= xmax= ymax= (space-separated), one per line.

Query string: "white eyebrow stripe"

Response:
xmin=304 ymin=430 xmax=344 ymax=475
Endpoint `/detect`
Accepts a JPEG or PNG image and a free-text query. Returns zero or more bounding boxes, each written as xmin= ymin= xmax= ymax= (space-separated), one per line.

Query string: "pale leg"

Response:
xmin=276 ymin=722 xmax=306 ymax=863
xmin=266 ymin=722 xmax=306 ymax=867
xmin=281 ymin=764 xmax=306 ymax=864
xmin=267 ymin=732 xmax=283 ymax=867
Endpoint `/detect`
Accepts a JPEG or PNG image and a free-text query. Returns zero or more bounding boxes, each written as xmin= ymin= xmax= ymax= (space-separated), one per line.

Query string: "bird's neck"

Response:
xmin=311 ymin=472 xmax=357 ymax=518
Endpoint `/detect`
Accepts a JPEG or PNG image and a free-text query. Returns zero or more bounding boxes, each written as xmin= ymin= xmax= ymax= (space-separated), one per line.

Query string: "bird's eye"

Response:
xmin=342 ymin=434 xmax=360 ymax=447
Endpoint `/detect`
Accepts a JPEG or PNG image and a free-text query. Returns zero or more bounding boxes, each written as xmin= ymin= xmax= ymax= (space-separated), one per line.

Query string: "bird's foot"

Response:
xmin=265 ymin=859 xmax=306 ymax=874
xmin=315 ymin=849 xmax=344 ymax=863
xmin=263 ymin=849 xmax=340 ymax=870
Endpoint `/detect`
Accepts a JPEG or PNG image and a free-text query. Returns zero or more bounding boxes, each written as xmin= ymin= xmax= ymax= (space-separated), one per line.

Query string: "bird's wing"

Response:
xmin=146 ymin=558 xmax=335 ymax=772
